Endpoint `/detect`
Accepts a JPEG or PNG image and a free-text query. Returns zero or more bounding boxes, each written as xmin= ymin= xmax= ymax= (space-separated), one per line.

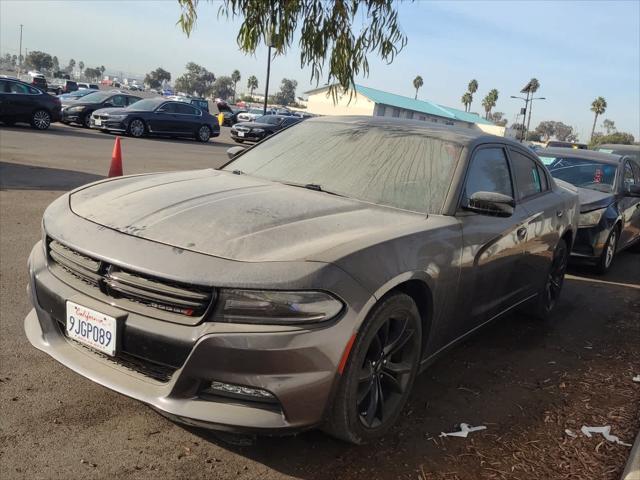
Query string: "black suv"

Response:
xmin=0 ymin=77 xmax=61 ymax=130
xmin=61 ymin=90 xmax=141 ymax=128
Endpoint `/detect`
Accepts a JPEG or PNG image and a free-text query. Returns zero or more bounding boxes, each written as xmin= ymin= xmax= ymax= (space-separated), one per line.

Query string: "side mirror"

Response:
xmin=625 ymin=184 xmax=640 ymax=197
xmin=226 ymin=146 xmax=246 ymax=160
xmin=464 ymin=191 xmax=515 ymax=217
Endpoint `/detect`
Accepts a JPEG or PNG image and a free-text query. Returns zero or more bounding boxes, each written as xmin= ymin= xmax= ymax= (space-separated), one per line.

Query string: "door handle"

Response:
xmin=556 ymin=210 xmax=564 ymax=217
xmin=517 ymin=227 xmax=527 ymax=240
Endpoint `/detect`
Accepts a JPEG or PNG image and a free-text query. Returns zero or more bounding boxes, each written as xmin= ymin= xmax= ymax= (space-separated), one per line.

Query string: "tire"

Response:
xmin=196 ymin=125 xmax=211 ymax=143
xmin=324 ymin=292 xmax=422 ymax=444
xmin=531 ymin=238 xmax=569 ymax=321
xmin=595 ymin=226 xmax=619 ymax=274
xmin=127 ymin=118 xmax=145 ymax=138
xmin=31 ymin=110 xmax=51 ymax=130
xmin=82 ymin=112 xmax=92 ymax=128
xmin=234 ymin=139 xmax=244 ymax=144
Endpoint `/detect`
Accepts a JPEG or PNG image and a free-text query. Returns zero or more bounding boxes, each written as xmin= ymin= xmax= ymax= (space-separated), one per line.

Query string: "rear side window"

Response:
xmin=510 ymin=150 xmax=545 ymax=199
xmin=463 ymin=148 xmax=513 ymax=204
xmin=127 ymin=96 xmax=141 ymax=106
xmin=110 ymin=95 xmax=127 ymax=107
xmin=7 ymin=82 xmax=30 ymax=94
xmin=159 ymin=102 xmax=178 ymax=113
xmin=632 ymin=161 xmax=640 ymax=183
xmin=176 ymin=103 xmax=198 ymax=115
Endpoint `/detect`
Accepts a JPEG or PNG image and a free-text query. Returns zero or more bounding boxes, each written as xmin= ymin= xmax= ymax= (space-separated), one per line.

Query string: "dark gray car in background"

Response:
xmin=25 ymin=117 xmax=578 ymax=444
xmin=539 ymin=147 xmax=640 ymax=273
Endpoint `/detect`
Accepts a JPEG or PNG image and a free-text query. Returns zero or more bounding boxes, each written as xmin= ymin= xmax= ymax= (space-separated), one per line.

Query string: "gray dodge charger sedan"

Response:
xmin=25 ymin=117 xmax=578 ymax=444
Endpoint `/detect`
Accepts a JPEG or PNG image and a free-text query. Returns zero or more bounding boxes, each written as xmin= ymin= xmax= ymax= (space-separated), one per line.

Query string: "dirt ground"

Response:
xmin=1 ymin=124 xmax=639 ymax=480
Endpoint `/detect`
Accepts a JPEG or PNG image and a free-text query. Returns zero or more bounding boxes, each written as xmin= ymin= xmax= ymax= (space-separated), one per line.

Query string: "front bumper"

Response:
xmin=90 ymin=117 xmax=126 ymax=131
xmin=230 ymin=130 xmax=266 ymax=142
xmin=570 ymin=225 xmax=612 ymax=262
xmin=61 ymin=108 xmax=84 ymax=123
xmin=25 ymin=222 xmax=370 ymax=433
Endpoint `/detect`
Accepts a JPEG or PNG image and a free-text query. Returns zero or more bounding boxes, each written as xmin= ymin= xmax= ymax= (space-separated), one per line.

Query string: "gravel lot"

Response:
xmin=1 ymin=123 xmax=639 ymax=480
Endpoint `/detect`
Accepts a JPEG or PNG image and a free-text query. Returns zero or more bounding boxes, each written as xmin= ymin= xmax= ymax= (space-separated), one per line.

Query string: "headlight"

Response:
xmin=579 ymin=208 xmax=606 ymax=227
xmin=107 ymin=114 xmax=125 ymax=120
xmin=252 ymin=128 xmax=264 ymax=133
xmin=67 ymin=105 xmax=85 ymax=113
xmin=216 ymin=289 xmax=343 ymax=324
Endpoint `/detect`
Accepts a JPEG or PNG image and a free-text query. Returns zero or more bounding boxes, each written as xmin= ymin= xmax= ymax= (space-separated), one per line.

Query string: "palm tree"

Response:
xmin=467 ymin=79 xmax=478 ymax=111
xmin=247 ymin=75 xmax=259 ymax=99
xmin=590 ymin=96 xmax=607 ymax=140
xmin=482 ymin=88 xmax=499 ymax=118
xmin=461 ymin=92 xmax=472 ymax=112
xmin=78 ymin=61 xmax=84 ymax=77
xmin=413 ymin=75 xmax=423 ymax=99
xmin=231 ymin=70 xmax=241 ymax=102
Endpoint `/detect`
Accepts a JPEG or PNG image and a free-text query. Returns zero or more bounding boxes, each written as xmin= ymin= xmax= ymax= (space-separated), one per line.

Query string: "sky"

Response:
xmin=1 ymin=0 xmax=638 ymax=141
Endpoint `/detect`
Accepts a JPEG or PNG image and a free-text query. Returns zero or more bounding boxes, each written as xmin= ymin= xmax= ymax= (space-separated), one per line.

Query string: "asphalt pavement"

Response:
xmin=1 ymin=123 xmax=639 ymax=480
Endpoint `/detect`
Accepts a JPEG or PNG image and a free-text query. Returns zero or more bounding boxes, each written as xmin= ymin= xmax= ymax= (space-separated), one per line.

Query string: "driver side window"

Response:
xmin=462 ymin=148 xmax=514 ymax=206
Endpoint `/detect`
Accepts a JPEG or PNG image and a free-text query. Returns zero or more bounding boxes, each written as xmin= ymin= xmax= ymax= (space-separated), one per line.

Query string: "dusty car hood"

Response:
xmin=69 ymin=170 xmax=424 ymax=262
xmin=575 ymin=186 xmax=614 ymax=212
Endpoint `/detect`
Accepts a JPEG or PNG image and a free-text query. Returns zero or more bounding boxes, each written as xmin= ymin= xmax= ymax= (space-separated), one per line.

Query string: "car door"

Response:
xmin=6 ymin=81 xmax=36 ymax=119
xmin=618 ymin=159 xmax=640 ymax=248
xmin=0 ymin=80 xmax=9 ymax=117
xmin=149 ymin=101 xmax=177 ymax=133
xmin=174 ymin=103 xmax=200 ymax=134
xmin=456 ymin=145 xmax=531 ymax=329
xmin=507 ymin=147 xmax=562 ymax=295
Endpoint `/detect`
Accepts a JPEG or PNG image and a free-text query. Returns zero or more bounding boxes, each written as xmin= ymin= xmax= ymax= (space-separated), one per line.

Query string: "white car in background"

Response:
xmin=236 ymin=108 xmax=273 ymax=123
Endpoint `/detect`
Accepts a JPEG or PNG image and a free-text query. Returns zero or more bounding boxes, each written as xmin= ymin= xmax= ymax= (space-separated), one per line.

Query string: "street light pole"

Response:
xmin=263 ymin=45 xmax=272 ymax=115
xmin=526 ymin=96 xmax=546 ymax=140
xmin=18 ymin=24 xmax=23 ymax=70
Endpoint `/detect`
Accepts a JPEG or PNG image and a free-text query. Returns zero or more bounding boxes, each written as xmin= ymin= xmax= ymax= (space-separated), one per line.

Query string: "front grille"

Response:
xmin=234 ymin=125 xmax=250 ymax=133
xmin=47 ymin=239 xmax=214 ymax=319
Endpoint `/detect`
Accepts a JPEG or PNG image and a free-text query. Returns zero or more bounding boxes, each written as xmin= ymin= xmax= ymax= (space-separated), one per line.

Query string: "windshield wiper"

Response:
xmin=282 ymin=182 xmax=346 ymax=197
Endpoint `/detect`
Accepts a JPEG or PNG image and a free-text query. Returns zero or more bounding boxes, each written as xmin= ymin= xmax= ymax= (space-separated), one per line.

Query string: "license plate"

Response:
xmin=237 ymin=131 xmax=245 ymax=137
xmin=94 ymin=118 xmax=102 ymax=126
xmin=66 ymin=301 xmax=117 ymax=356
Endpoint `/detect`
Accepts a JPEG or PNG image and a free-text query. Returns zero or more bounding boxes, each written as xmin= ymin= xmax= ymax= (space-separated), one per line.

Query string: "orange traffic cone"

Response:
xmin=108 ymin=137 xmax=123 ymax=177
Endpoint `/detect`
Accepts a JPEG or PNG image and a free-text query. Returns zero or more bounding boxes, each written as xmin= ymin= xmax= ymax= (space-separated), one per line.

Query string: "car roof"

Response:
xmin=539 ymin=147 xmax=623 ymax=165
xmin=596 ymin=144 xmax=640 ymax=152
xmin=307 ymin=115 xmax=522 ymax=148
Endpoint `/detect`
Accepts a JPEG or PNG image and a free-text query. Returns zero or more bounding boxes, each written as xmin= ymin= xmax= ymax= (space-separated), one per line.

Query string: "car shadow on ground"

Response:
xmin=179 ymin=252 xmax=639 ymax=479
xmin=0 ymin=162 xmax=104 ymax=191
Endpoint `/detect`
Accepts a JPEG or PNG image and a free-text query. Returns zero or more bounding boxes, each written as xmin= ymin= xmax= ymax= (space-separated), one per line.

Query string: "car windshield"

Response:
xmin=78 ymin=91 xmax=110 ymax=103
xmin=255 ymin=115 xmax=283 ymax=125
xmin=597 ymin=148 xmax=639 ymax=161
xmin=540 ymin=156 xmax=617 ymax=193
xmin=126 ymin=99 xmax=159 ymax=111
xmin=223 ymin=121 xmax=463 ymax=213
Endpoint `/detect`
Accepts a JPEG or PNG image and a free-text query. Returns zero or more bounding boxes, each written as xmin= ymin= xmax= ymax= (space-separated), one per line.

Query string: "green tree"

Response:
xmin=602 ymin=118 xmax=616 ymax=134
xmin=467 ymin=79 xmax=478 ymax=111
xmin=590 ymin=131 xmax=634 ymax=147
xmin=413 ymin=75 xmax=423 ymax=99
xmin=273 ymin=78 xmax=298 ymax=106
xmin=24 ymin=51 xmax=53 ymax=72
xmin=231 ymin=69 xmax=241 ymax=101
xmin=461 ymin=92 xmax=472 ymax=112
xmin=99 ymin=65 xmax=105 ymax=75
xmin=52 ymin=56 xmax=59 ymax=72
xmin=211 ymin=76 xmax=234 ymax=99
xmin=174 ymin=62 xmax=215 ymax=96
xmin=487 ymin=111 xmax=508 ymax=127
xmin=553 ymin=122 xmax=575 ymax=142
xmin=590 ymin=96 xmax=607 ymax=141
xmin=144 ymin=67 xmax=172 ymax=89
xmin=481 ymin=89 xmax=498 ymax=118
xmin=68 ymin=58 xmax=76 ymax=73
xmin=177 ymin=0 xmax=407 ymax=100
xmin=84 ymin=67 xmax=101 ymax=81
xmin=247 ymin=75 xmax=259 ymax=99
xmin=78 ymin=61 xmax=85 ymax=76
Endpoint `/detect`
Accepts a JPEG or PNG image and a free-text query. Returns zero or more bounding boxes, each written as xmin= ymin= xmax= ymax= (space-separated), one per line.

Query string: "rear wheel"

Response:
xmin=128 ymin=119 xmax=145 ymax=138
xmin=196 ymin=125 xmax=211 ymax=142
xmin=531 ymin=238 xmax=568 ymax=320
xmin=595 ymin=227 xmax=619 ymax=274
xmin=325 ymin=292 xmax=422 ymax=444
xmin=31 ymin=110 xmax=51 ymax=130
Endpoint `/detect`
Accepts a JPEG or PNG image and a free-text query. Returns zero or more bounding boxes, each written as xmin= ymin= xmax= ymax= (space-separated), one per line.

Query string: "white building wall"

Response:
xmin=306 ymin=90 xmax=375 ymax=116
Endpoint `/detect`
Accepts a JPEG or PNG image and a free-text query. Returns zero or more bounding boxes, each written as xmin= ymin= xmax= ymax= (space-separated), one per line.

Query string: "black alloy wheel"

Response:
xmin=128 ymin=119 xmax=145 ymax=138
xmin=532 ymin=238 xmax=568 ymax=319
xmin=325 ymin=292 xmax=422 ymax=444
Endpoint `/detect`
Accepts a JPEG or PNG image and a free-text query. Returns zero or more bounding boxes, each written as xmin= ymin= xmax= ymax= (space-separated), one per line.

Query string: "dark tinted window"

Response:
xmin=510 ymin=150 xmax=544 ymax=199
xmin=632 ymin=162 xmax=640 ymax=183
xmin=537 ymin=164 xmax=548 ymax=190
xmin=0 ymin=80 xmax=7 ymax=92
xmin=7 ymin=82 xmax=30 ymax=94
xmin=109 ymin=95 xmax=127 ymax=107
xmin=175 ymin=103 xmax=198 ymax=115
xmin=126 ymin=96 xmax=141 ymax=106
xmin=463 ymin=148 xmax=513 ymax=204
xmin=283 ymin=117 xmax=300 ymax=126
xmin=159 ymin=102 xmax=178 ymax=113
xmin=624 ymin=161 xmax=635 ymax=186
xmin=224 ymin=120 xmax=463 ymax=213
xmin=543 ymin=156 xmax=617 ymax=193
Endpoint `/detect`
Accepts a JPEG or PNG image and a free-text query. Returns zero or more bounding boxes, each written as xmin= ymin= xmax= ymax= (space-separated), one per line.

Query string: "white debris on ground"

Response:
xmin=580 ymin=426 xmax=632 ymax=447
xmin=632 ymin=375 xmax=640 ymax=383
xmin=439 ymin=423 xmax=487 ymax=438
xmin=565 ymin=429 xmax=578 ymax=438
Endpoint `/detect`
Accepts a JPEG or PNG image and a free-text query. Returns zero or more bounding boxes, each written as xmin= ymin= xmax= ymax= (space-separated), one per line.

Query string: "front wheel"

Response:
xmin=595 ymin=227 xmax=618 ymax=274
xmin=82 ymin=112 xmax=92 ymax=128
xmin=31 ymin=110 xmax=51 ymax=130
xmin=127 ymin=119 xmax=145 ymax=138
xmin=325 ymin=292 xmax=422 ymax=444
xmin=196 ymin=125 xmax=211 ymax=142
